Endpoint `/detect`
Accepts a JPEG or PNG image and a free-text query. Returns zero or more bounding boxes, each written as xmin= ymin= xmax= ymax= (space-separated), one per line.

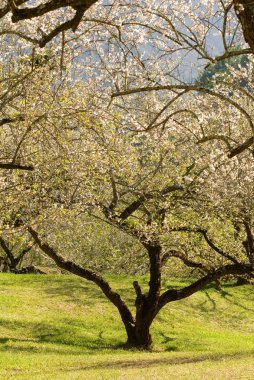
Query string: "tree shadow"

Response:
xmin=186 ymin=284 xmax=254 ymax=314
xmin=41 ymin=276 xmax=135 ymax=308
xmin=218 ymin=288 xmax=254 ymax=312
xmin=195 ymin=290 xmax=217 ymax=312
xmin=43 ymin=283 xmax=107 ymax=307
xmin=47 ymin=350 xmax=254 ymax=373
xmin=0 ymin=318 xmax=123 ymax=355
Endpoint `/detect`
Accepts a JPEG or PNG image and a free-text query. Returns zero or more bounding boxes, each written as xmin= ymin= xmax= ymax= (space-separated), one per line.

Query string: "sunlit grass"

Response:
xmin=0 ymin=274 xmax=253 ymax=379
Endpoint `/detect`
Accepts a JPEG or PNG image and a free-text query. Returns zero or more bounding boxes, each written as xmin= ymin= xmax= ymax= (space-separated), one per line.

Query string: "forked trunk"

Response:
xmin=124 ymin=244 xmax=162 ymax=349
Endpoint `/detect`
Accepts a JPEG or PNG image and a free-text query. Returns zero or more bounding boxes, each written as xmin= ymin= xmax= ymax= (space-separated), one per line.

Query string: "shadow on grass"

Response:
xmin=186 ymin=283 xmax=254 ymax=314
xmin=195 ymin=290 xmax=217 ymax=312
xmin=0 ymin=337 xmax=124 ymax=355
xmin=43 ymin=283 xmax=107 ymax=307
xmin=0 ymin=317 xmax=216 ymax=356
xmin=0 ymin=317 xmax=126 ymax=355
xmin=1 ymin=276 xmax=253 ymax=360
xmin=41 ymin=277 xmax=135 ymax=308
xmin=218 ymin=288 xmax=254 ymax=312
xmin=1 ymin=314 xmax=254 ymax=362
xmin=52 ymin=350 xmax=254 ymax=373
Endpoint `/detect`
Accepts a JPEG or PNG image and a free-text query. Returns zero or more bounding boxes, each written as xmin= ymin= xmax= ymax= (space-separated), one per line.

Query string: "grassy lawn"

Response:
xmin=0 ymin=273 xmax=253 ymax=379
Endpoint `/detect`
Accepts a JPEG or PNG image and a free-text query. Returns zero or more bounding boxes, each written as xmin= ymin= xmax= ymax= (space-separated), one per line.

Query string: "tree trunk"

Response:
xmin=126 ymin=244 xmax=162 ymax=349
xmin=126 ymin=330 xmax=152 ymax=349
xmin=125 ymin=315 xmax=153 ymax=349
xmin=234 ymin=0 xmax=254 ymax=54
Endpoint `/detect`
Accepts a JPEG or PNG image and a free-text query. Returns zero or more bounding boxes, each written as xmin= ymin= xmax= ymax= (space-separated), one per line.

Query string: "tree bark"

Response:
xmin=126 ymin=244 xmax=162 ymax=348
xmin=234 ymin=0 xmax=254 ymax=53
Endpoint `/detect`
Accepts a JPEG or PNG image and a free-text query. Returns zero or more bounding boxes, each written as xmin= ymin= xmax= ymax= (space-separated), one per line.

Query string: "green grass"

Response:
xmin=0 ymin=274 xmax=253 ymax=379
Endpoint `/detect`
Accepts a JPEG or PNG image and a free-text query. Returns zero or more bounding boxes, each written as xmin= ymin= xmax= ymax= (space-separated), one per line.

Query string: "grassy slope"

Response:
xmin=0 ymin=273 xmax=253 ymax=379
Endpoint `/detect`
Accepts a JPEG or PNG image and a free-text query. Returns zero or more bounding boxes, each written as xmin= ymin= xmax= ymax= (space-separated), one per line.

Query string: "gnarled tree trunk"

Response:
xmin=125 ymin=244 xmax=162 ymax=348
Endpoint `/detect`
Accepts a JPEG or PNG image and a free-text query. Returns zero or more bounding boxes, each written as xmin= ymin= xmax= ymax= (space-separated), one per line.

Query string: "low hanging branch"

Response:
xmin=158 ymin=262 xmax=254 ymax=311
xmin=28 ymin=227 xmax=135 ymax=334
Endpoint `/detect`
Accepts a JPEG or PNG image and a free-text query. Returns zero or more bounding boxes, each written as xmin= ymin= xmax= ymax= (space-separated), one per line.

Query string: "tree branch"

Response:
xmin=28 ymin=227 xmax=135 ymax=332
xmin=0 ymin=115 xmax=25 ymax=127
xmin=0 ymin=237 xmax=15 ymax=266
xmin=108 ymin=170 xmax=118 ymax=210
xmin=133 ymin=280 xmax=144 ymax=309
xmin=161 ymin=249 xmax=208 ymax=272
xmin=9 ymin=0 xmax=97 ymax=22
xmin=119 ymin=194 xmax=148 ymax=220
xmin=119 ymin=185 xmax=183 ymax=221
xmin=228 ymin=136 xmax=254 ymax=157
xmin=169 ymin=227 xmax=241 ymax=264
xmin=197 ymin=134 xmax=232 ymax=150
xmin=0 ymin=30 xmax=39 ymax=44
xmin=158 ymin=263 xmax=254 ymax=310
xmin=15 ymin=242 xmax=34 ymax=266
xmin=242 ymin=216 xmax=254 ymax=264
xmin=0 ymin=162 xmax=34 ymax=171
xmin=39 ymin=7 xmax=86 ymax=47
